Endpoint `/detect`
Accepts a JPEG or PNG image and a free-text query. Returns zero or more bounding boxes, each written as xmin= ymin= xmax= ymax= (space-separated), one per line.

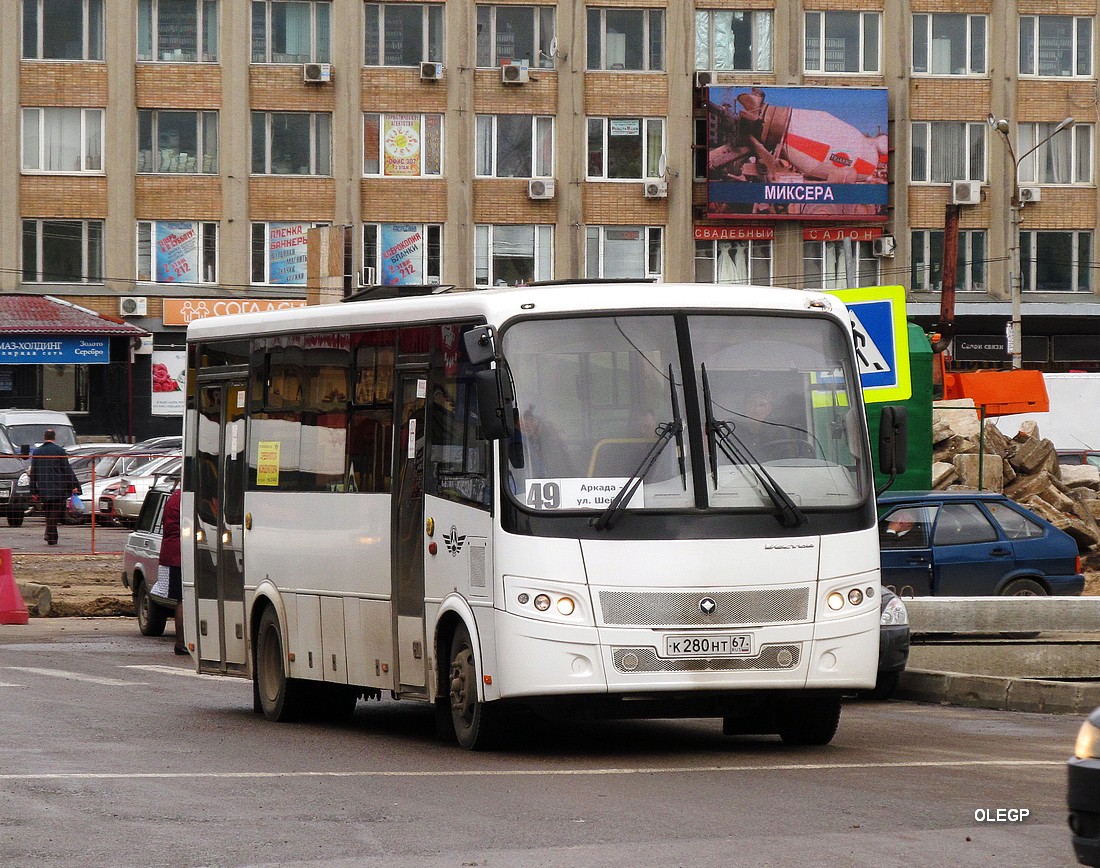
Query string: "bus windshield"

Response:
xmin=501 ymin=313 xmax=870 ymax=514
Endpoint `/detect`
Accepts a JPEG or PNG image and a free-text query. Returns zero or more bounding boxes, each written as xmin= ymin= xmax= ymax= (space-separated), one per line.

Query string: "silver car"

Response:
xmin=121 ymin=478 xmax=177 ymax=636
xmin=110 ymin=455 xmax=181 ymax=526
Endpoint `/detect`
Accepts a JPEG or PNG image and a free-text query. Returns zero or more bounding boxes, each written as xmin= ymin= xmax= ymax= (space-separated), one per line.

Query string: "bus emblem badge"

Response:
xmin=699 ymin=597 xmax=716 ymax=615
xmin=444 ymin=526 xmax=466 ymax=556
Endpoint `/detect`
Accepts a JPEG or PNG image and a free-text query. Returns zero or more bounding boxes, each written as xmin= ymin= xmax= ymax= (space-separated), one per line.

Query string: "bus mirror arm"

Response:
xmin=463 ymin=326 xmax=497 ymax=366
xmin=474 ymin=368 xmax=516 ymax=441
xmin=876 ymin=405 xmax=908 ymax=495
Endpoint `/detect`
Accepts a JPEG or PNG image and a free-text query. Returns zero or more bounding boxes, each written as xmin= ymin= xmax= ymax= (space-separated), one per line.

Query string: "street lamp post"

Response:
xmin=988 ymin=114 xmax=1075 ymax=369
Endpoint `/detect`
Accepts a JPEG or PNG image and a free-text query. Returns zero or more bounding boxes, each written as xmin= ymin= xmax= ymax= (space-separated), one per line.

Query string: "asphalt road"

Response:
xmin=0 ymin=619 xmax=1083 ymax=868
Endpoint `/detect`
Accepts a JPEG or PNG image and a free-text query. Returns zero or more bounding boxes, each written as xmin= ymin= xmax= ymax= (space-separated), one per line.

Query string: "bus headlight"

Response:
xmin=827 ymin=592 xmax=845 ymax=611
xmin=848 ymin=588 xmax=864 ymax=606
xmin=556 ymin=596 xmax=575 ymax=616
xmin=533 ymin=594 xmax=551 ymax=611
xmin=504 ymin=576 xmax=593 ymax=625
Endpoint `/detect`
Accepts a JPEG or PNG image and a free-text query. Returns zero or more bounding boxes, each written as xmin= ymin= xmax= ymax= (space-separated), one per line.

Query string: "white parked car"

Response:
xmin=110 ymin=455 xmax=182 ymax=526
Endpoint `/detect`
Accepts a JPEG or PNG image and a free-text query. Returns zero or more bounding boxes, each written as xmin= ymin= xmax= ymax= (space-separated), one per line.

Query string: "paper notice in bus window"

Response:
xmin=256 ymin=441 xmax=280 ymax=486
xmin=416 ymin=379 xmax=427 ymax=399
xmin=524 ymin=478 xmax=641 ymax=510
xmin=407 ymin=418 xmax=417 ymax=457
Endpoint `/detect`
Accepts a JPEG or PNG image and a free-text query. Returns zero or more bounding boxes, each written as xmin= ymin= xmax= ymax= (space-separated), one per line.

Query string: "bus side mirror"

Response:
xmin=475 ymin=369 xmax=515 ymax=440
xmin=878 ymin=405 xmax=908 ymax=476
xmin=463 ymin=326 xmax=497 ymax=366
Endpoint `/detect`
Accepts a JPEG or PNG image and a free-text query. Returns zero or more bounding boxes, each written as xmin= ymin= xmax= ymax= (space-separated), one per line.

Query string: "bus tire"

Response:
xmin=777 ymin=697 xmax=841 ymax=746
xmin=255 ymin=607 xmax=309 ymax=722
xmin=448 ymin=623 xmax=500 ymax=751
xmin=136 ymin=580 xmax=167 ymax=637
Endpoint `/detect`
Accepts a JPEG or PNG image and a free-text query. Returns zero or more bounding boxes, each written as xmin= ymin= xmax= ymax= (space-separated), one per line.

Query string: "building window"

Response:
xmin=476 ymin=4 xmax=556 ymax=69
xmin=911 ymin=230 xmax=987 ymax=293
xmin=586 ymin=117 xmax=663 ymax=180
xmin=802 ymin=240 xmax=879 ymax=290
xmin=252 ymin=112 xmax=331 ymax=175
xmin=138 ymin=0 xmax=218 ymax=62
xmin=364 ymin=3 xmax=443 ymax=66
xmin=585 ymin=226 xmax=663 ymax=279
xmin=695 ymin=9 xmax=772 ymax=72
xmin=42 ymin=364 xmax=90 ymax=414
xmin=137 ymin=221 xmax=218 ymax=284
xmin=587 ymin=8 xmax=664 ymax=71
xmin=474 ymin=225 xmax=552 ymax=286
xmin=251 ymin=222 xmax=327 ymax=285
xmin=1022 ymin=231 xmax=1091 ymax=292
xmin=912 ymin=14 xmax=985 ymax=75
xmin=22 ymin=219 xmax=103 ymax=283
xmin=475 ymin=115 xmax=553 ymax=178
xmin=251 ymin=0 xmax=330 ymax=63
xmin=21 ymin=107 xmax=103 ymax=173
xmin=911 ymin=121 xmax=986 ymax=183
xmin=804 ymin=11 xmax=880 ymax=74
xmin=364 ymin=224 xmax=442 ymax=286
xmin=138 ymin=110 xmax=218 ymax=174
xmin=1018 ymin=123 xmax=1093 ymax=184
xmin=695 ymin=239 xmax=772 ymax=285
xmin=23 ymin=0 xmax=104 ymax=60
xmin=1020 ymin=16 xmax=1092 ymax=77
xmin=363 ymin=113 xmax=442 ymax=176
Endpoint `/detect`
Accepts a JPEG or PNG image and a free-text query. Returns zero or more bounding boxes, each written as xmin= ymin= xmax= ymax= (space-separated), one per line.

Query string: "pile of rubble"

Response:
xmin=933 ymin=399 xmax=1100 ymax=552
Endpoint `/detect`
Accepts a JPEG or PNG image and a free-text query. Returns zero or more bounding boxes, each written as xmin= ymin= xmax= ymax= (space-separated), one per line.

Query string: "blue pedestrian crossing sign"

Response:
xmin=828 ymin=285 xmax=911 ymax=403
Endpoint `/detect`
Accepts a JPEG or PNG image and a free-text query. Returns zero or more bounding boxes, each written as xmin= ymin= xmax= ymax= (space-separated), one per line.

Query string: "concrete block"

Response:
xmin=931 ymin=461 xmax=957 ymax=489
xmin=933 ymin=400 xmax=980 ymax=439
xmin=1062 ymin=464 xmax=1100 ymax=490
xmin=953 ymin=453 xmax=1003 ymax=491
xmin=945 ymin=673 xmax=1010 ymax=709
xmin=1006 ymin=679 xmax=1078 ymax=714
xmin=906 ymin=597 xmax=1100 ymax=635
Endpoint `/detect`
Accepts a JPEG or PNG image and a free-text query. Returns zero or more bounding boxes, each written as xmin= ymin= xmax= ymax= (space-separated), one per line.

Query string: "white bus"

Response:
xmin=182 ymin=282 xmax=903 ymax=749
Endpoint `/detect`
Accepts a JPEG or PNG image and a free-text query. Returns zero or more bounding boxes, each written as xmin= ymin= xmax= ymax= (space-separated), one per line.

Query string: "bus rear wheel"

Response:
xmin=777 ymin=697 xmax=842 ymax=746
xmin=448 ymin=623 xmax=500 ymax=751
xmin=255 ymin=607 xmax=309 ymax=722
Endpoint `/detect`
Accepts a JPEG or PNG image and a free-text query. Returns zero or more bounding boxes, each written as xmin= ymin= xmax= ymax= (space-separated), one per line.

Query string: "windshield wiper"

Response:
xmin=593 ymin=365 xmax=684 ymax=531
xmin=701 ymin=364 xmax=807 ymax=529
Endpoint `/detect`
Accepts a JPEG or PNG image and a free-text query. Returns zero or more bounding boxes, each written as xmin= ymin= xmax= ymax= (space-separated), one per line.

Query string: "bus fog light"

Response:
xmin=556 ymin=596 xmax=575 ymax=616
xmin=848 ymin=588 xmax=864 ymax=606
xmin=826 ymin=592 xmax=844 ymax=611
xmin=534 ymin=594 xmax=551 ymax=611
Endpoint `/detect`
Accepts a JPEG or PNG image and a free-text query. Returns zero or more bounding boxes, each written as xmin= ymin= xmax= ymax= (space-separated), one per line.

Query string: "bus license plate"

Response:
xmin=664 ymin=633 xmax=753 ymax=658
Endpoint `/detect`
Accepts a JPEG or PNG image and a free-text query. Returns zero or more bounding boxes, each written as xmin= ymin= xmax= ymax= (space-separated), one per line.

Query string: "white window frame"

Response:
xmin=252 ymin=111 xmax=332 ymax=176
xmin=1018 ymin=122 xmax=1093 ymax=185
xmin=474 ymin=224 xmax=553 ymax=286
xmin=475 ymin=115 xmax=554 ymax=179
xmin=1020 ymin=15 xmax=1093 ymax=78
xmin=21 ymin=219 xmax=104 ymax=284
xmin=1022 ymin=230 xmax=1092 ymax=293
xmin=363 ymin=113 xmax=443 ymax=177
xmin=587 ymin=7 xmax=664 ymax=71
xmin=586 ymin=117 xmax=664 ymax=181
xmin=251 ymin=0 xmax=331 ymax=64
xmin=694 ymin=239 xmax=773 ymax=285
xmin=251 ymin=221 xmax=328 ymax=285
xmin=911 ymin=13 xmax=986 ymax=76
xmin=804 ymin=11 xmax=880 ymax=74
xmin=138 ymin=109 xmax=219 ymax=174
xmin=694 ymin=9 xmax=772 ymax=73
xmin=137 ymin=221 xmax=219 ymax=284
xmin=364 ymin=2 xmax=444 ymax=66
xmin=23 ymin=0 xmax=104 ymax=60
xmin=585 ymin=226 xmax=663 ymax=280
xmin=21 ymin=107 xmax=104 ymax=174
xmin=802 ymin=240 xmax=879 ymax=290
xmin=911 ymin=230 xmax=987 ymax=293
xmin=138 ymin=0 xmax=219 ymax=62
xmin=363 ymin=223 xmax=443 ymax=285
xmin=476 ymin=4 xmax=556 ymax=69
xmin=910 ymin=121 xmax=986 ymax=183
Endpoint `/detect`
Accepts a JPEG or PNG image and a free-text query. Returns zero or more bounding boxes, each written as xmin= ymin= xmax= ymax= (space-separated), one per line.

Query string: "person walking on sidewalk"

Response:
xmin=160 ymin=485 xmax=186 ymax=654
xmin=29 ymin=428 xmax=80 ymax=546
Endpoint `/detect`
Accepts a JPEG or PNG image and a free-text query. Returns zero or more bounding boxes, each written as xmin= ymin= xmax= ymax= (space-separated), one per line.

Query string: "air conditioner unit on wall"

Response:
xmin=419 ymin=61 xmax=443 ymax=81
xmin=643 ymin=179 xmax=668 ymax=199
xmin=951 ymin=180 xmax=981 ymax=206
xmin=502 ymin=62 xmax=529 ymax=84
xmin=119 ymin=296 xmax=147 ymax=317
xmin=527 ymin=178 xmax=556 ymax=200
xmin=872 ymin=235 xmax=896 ymax=257
xmin=1019 ymin=186 xmax=1042 ymax=203
xmin=303 ymin=62 xmax=332 ymax=83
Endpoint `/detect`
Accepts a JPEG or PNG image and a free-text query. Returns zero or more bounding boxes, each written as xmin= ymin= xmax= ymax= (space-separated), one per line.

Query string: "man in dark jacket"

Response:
xmin=29 ymin=428 xmax=80 ymax=546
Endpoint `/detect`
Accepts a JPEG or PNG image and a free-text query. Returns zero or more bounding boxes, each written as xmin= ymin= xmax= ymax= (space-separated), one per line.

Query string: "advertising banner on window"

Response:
xmin=268 ymin=222 xmax=310 ymax=285
xmin=380 ymin=224 xmax=424 ymax=285
xmin=151 ymin=350 xmax=187 ymax=416
xmin=383 ymin=115 xmax=421 ymax=176
xmin=156 ymin=221 xmax=199 ymax=283
xmin=706 ymin=86 xmax=889 ymax=221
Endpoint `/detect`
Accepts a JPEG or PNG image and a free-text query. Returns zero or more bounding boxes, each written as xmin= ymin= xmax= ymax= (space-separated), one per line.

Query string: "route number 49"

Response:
xmin=526 ymin=482 xmax=561 ymax=510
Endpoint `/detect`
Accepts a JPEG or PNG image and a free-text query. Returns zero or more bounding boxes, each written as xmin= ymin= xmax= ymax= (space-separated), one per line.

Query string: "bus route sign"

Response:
xmin=828 ymin=285 xmax=911 ymax=403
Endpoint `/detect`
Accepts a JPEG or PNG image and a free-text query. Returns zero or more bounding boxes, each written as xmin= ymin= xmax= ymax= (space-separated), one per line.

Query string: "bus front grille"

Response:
xmin=598 ymin=587 xmax=810 ymax=627
xmin=612 ymin=645 xmax=801 ymax=673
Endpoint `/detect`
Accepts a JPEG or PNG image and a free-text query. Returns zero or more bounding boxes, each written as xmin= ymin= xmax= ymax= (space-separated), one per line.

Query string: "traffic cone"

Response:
xmin=0 ymin=548 xmax=29 ymax=625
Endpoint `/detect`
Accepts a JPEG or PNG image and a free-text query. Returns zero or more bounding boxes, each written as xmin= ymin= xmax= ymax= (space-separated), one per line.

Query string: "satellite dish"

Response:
xmin=549 ymin=37 xmax=558 ymax=58
xmin=658 ymin=153 xmax=667 ymax=178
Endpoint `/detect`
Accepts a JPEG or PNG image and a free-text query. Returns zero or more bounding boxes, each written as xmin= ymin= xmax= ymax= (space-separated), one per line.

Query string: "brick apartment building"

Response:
xmin=1 ymin=0 xmax=1099 ymax=438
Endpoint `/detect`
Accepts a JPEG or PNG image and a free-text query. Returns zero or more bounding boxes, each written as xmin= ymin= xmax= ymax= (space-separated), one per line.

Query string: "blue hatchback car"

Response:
xmin=878 ymin=491 xmax=1085 ymax=597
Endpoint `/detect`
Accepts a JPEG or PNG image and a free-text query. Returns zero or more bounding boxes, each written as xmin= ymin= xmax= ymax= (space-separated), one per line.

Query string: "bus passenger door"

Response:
xmin=392 ymin=371 xmax=428 ymax=693
xmin=194 ymin=380 xmax=248 ymax=672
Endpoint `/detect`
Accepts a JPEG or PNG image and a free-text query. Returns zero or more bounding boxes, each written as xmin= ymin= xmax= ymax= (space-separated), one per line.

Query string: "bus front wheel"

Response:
xmin=777 ymin=697 xmax=842 ymax=746
xmin=448 ymin=623 xmax=500 ymax=751
xmin=255 ymin=607 xmax=309 ymax=722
